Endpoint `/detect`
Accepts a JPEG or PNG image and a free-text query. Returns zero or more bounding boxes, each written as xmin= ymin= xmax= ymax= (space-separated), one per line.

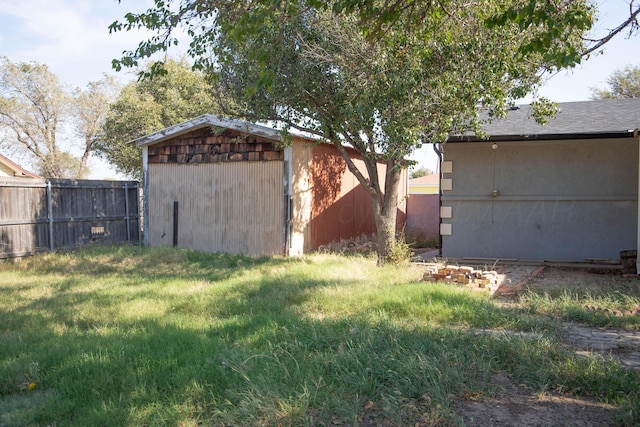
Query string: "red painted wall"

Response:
xmin=406 ymin=194 xmax=440 ymax=244
xmin=310 ymin=144 xmax=407 ymax=248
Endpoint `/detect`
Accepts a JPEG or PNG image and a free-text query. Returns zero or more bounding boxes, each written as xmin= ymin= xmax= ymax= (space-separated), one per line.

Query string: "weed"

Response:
xmin=0 ymin=246 xmax=638 ymax=426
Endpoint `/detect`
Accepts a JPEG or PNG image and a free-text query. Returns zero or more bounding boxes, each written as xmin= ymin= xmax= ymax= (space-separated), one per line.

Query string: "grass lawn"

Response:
xmin=1 ymin=246 xmax=639 ymax=426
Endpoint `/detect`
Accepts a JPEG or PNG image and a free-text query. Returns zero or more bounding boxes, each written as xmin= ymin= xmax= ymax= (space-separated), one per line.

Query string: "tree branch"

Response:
xmin=582 ymin=2 xmax=640 ymax=57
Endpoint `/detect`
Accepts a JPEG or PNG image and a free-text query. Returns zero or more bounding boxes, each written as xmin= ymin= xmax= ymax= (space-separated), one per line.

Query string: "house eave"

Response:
xmin=446 ymin=130 xmax=637 ymax=143
xmin=0 ymin=153 xmax=41 ymax=178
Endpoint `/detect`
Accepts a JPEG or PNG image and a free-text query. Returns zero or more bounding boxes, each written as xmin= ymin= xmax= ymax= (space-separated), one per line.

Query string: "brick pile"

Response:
xmin=423 ymin=265 xmax=500 ymax=292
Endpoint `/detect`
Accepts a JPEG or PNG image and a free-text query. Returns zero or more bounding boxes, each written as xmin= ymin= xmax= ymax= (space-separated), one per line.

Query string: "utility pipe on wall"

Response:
xmin=142 ymin=146 xmax=149 ymax=247
xmin=433 ymin=142 xmax=443 ymax=258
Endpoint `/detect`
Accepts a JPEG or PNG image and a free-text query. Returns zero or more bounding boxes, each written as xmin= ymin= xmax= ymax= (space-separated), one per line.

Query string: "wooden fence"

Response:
xmin=0 ymin=177 xmax=140 ymax=259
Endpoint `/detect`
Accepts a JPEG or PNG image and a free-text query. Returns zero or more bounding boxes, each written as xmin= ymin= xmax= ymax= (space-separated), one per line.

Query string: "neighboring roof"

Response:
xmin=449 ymin=98 xmax=640 ymax=142
xmin=131 ymin=114 xmax=313 ymax=147
xmin=409 ymin=174 xmax=439 ymax=186
xmin=0 ymin=153 xmax=41 ymax=178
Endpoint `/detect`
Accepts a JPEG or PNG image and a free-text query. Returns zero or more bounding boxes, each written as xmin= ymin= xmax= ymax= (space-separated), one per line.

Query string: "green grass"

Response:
xmin=1 ymin=246 xmax=639 ymax=426
xmin=520 ymin=281 xmax=640 ymax=329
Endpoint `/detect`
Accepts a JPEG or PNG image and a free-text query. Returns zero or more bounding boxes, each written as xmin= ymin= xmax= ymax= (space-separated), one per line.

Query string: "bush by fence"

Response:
xmin=0 ymin=177 xmax=140 ymax=259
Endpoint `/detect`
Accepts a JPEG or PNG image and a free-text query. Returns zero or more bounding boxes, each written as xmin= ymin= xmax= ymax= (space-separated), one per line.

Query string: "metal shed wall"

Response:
xmin=289 ymin=138 xmax=313 ymax=255
xmin=148 ymin=162 xmax=284 ymax=256
xmin=309 ymin=144 xmax=408 ymax=248
xmin=441 ymin=138 xmax=638 ymax=260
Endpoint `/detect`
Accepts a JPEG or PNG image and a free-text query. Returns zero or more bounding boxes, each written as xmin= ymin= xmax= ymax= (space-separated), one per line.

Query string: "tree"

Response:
xmin=0 ymin=57 xmax=70 ymax=178
xmin=591 ymin=65 xmax=640 ymax=99
xmin=110 ymin=1 xmax=596 ymax=263
xmin=410 ymin=167 xmax=433 ymax=180
xmin=95 ymin=59 xmax=222 ymax=179
xmin=0 ymin=57 xmax=113 ymax=179
xmin=36 ymin=151 xmax=86 ymax=179
xmin=73 ymin=76 xmax=120 ymax=178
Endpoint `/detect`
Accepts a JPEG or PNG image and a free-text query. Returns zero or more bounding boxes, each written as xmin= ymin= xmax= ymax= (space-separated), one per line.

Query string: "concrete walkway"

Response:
xmin=562 ymin=323 xmax=640 ymax=371
xmin=416 ymin=258 xmax=640 ymax=371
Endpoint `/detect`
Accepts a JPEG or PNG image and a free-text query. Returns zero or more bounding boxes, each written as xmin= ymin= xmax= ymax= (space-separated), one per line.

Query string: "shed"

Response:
xmin=438 ymin=98 xmax=640 ymax=263
xmin=133 ymin=115 xmax=407 ymax=256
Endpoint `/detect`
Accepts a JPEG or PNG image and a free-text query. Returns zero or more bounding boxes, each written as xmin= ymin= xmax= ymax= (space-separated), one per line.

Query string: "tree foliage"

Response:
xmin=73 ymin=76 xmax=120 ymax=178
xmin=96 ymin=59 xmax=222 ymax=179
xmin=410 ymin=167 xmax=433 ymax=179
xmin=591 ymin=64 xmax=640 ymax=99
xmin=111 ymin=0 xmax=597 ymax=263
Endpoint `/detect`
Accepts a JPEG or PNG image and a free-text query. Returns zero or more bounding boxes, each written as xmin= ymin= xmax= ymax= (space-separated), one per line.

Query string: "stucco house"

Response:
xmin=406 ymin=174 xmax=440 ymax=245
xmin=437 ymin=98 xmax=639 ymax=263
xmin=132 ymin=114 xmax=407 ymax=257
xmin=0 ymin=153 xmax=40 ymax=178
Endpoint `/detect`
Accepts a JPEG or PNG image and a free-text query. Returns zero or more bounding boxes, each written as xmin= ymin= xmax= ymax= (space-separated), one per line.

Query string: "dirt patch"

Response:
xmin=524 ymin=266 xmax=631 ymax=293
xmin=450 ymin=372 xmax=618 ymax=427
xmin=453 ymin=266 xmax=638 ymax=426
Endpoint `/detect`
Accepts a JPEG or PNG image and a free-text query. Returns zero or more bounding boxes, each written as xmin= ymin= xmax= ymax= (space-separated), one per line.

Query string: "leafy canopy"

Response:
xmin=591 ymin=64 xmax=640 ymax=99
xmin=96 ymin=59 xmax=222 ymax=179
xmin=111 ymin=0 xmax=594 ymax=262
xmin=111 ymin=0 xmax=593 ymax=143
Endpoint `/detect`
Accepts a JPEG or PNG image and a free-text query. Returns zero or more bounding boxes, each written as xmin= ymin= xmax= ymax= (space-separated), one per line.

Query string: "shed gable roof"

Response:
xmin=449 ymin=98 xmax=640 ymax=142
xmin=131 ymin=114 xmax=285 ymax=147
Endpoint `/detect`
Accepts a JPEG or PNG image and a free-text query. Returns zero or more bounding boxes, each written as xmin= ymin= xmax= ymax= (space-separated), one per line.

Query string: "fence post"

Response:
xmin=46 ymin=180 xmax=54 ymax=252
xmin=135 ymin=183 xmax=142 ymax=246
xmin=124 ymin=183 xmax=131 ymax=244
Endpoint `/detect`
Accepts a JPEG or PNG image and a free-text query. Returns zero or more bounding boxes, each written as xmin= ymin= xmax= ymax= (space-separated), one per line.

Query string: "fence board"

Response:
xmin=0 ymin=178 xmax=140 ymax=259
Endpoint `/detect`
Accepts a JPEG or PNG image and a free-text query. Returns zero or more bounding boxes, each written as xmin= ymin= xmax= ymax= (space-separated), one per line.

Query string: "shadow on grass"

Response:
xmin=1 ymin=247 xmax=639 ymax=426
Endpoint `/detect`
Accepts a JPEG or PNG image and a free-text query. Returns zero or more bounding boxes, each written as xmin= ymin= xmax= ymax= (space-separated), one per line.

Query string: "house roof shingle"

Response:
xmin=449 ymin=98 xmax=640 ymax=142
xmin=409 ymin=174 xmax=439 ymax=186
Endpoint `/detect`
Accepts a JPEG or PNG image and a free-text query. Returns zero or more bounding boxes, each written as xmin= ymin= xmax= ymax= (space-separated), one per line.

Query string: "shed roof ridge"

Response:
xmin=131 ymin=114 xmax=288 ymax=147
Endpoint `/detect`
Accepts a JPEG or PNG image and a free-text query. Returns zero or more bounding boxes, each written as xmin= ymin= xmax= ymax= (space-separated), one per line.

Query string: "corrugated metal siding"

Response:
xmin=406 ymin=194 xmax=439 ymax=241
xmin=290 ymin=140 xmax=313 ymax=255
xmin=309 ymin=145 xmax=408 ymax=248
xmin=148 ymin=162 xmax=284 ymax=256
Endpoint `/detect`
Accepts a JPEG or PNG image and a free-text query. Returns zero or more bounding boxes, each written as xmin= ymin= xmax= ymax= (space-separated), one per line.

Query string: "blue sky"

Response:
xmin=0 ymin=0 xmax=157 ymax=88
xmin=1 ymin=0 xmax=639 ymax=174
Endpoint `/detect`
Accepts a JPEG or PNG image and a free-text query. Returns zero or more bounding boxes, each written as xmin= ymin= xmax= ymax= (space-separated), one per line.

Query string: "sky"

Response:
xmin=1 ymin=0 xmax=639 ymax=177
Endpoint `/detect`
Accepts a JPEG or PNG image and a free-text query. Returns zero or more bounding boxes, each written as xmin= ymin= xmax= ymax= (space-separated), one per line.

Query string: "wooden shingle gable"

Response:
xmin=131 ymin=114 xmax=283 ymax=147
xmin=146 ymin=127 xmax=284 ymax=164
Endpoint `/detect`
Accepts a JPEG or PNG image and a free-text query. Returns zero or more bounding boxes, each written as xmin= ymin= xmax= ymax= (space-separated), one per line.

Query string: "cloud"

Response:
xmin=0 ymin=0 xmax=180 ymax=87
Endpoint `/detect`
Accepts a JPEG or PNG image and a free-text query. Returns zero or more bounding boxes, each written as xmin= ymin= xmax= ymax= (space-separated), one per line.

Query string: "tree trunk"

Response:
xmin=373 ymin=163 xmax=402 ymax=265
xmin=327 ymin=139 xmax=404 ymax=265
